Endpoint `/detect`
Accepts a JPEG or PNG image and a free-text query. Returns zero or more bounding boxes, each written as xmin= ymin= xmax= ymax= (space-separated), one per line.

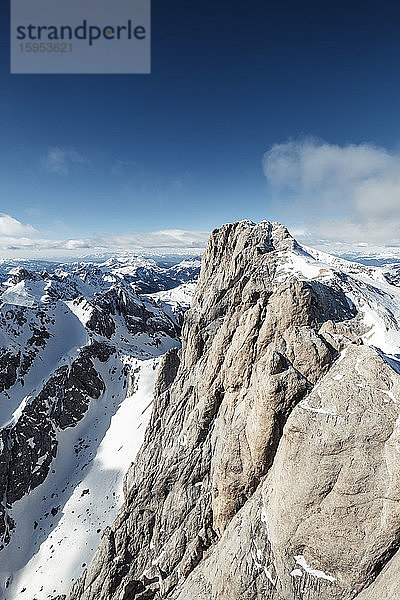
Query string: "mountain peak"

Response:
xmin=2 ymin=223 xmax=400 ymax=600
xmin=64 ymin=220 xmax=400 ymax=600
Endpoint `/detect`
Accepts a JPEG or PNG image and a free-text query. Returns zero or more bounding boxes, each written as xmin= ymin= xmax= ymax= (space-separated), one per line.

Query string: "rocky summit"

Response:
xmin=59 ymin=221 xmax=400 ymax=600
xmin=2 ymin=221 xmax=400 ymax=600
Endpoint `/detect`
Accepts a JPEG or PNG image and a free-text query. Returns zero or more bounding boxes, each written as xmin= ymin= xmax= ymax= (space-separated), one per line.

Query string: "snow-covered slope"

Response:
xmin=148 ymin=282 xmax=197 ymax=326
xmin=0 ymin=302 xmax=89 ymax=429
xmin=275 ymin=242 xmax=400 ymax=356
xmin=1 ymin=356 xmax=159 ymax=600
xmin=0 ymin=256 xmax=198 ymax=600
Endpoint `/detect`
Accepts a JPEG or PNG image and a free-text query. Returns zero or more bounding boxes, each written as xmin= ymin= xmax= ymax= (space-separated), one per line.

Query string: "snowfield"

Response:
xmin=0 ymin=302 xmax=89 ymax=429
xmin=0 ymin=356 xmax=160 ymax=600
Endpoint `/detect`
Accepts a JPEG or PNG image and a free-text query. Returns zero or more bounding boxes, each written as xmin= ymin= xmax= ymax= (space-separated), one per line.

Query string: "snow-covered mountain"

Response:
xmin=2 ymin=224 xmax=400 ymax=600
xmin=0 ymin=255 xmax=201 ymax=303
xmin=0 ymin=256 xmax=199 ymax=600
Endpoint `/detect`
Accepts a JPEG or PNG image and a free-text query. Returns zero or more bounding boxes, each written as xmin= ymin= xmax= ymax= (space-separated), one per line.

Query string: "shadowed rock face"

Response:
xmin=65 ymin=221 xmax=400 ymax=600
xmin=73 ymin=284 xmax=181 ymax=341
xmin=0 ymin=341 xmax=114 ymax=548
xmin=0 ymin=306 xmax=52 ymax=393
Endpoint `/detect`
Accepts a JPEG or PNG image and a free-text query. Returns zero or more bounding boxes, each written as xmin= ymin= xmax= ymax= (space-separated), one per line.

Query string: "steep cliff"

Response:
xmin=65 ymin=220 xmax=400 ymax=600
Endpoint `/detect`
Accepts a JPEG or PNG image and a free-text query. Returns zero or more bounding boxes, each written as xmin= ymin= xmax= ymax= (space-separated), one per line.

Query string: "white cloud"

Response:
xmin=41 ymin=147 xmax=87 ymax=175
xmin=0 ymin=214 xmax=209 ymax=258
xmin=0 ymin=213 xmax=38 ymax=237
xmin=64 ymin=230 xmax=210 ymax=251
xmin=64 ymin=239 xmax=92 ymax=250
xmin=263 ymin=139 xmax=400 ymax=245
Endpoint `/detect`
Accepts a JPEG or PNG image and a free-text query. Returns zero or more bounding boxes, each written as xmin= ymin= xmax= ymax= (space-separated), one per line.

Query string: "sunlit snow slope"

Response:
xmin=1 ymin=357 xmax=159 ymax=600
xmin=0 ymin=256 xmax=199 ymax=600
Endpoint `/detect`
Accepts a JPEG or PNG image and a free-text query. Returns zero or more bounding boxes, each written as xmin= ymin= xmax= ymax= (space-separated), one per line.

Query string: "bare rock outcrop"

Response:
xmin=173 ymin=344 xmax=400 ymax=600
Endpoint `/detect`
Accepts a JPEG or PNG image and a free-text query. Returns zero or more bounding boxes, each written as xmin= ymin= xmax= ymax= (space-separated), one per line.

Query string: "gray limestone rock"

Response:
xmin=65 ymin=221 xmax=400 ymax=600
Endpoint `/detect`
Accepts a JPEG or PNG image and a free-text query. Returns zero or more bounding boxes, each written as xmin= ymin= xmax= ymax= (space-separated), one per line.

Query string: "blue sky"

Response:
xmin=1 ymin=0 xmax=400 ymax=256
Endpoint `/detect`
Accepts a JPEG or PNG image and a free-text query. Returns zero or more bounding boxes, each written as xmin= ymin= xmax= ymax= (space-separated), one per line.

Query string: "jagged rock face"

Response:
xmin=382 ymin=264 xmax=400 ymax=287
xmin=71 ymin=284 xmax=180 ymax=343
xmin=176 ymin=223 xmax=353 ymax=536
xmin=66 ymin=220 xmax=400 ymax=600
xmin=0 ymin=305 xmax=53 ymax=393
xmin=5 ymin=267 xmax=40 ymax=286
xmin=92 ymin=286 xmax=179 ymax=339
xmin=0 ymin=341 xmax=114 ymax=549
xmin=175 ymin=345 xmax=400 ymax=600
xmin=0 ymin=350 xmax=20 ymax=394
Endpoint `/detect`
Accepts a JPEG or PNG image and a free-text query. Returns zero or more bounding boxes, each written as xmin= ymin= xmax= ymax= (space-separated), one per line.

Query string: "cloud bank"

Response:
xmin=4 ymin=139 xmax=400 ymax=258
xmin=0 ymin=213 xmax=209 ymax=258
xmin=263 ymin=139 xmax=400 ymax=246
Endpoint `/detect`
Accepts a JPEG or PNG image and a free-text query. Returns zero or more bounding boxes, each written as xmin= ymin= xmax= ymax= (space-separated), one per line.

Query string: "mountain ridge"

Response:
xmin=1 ymin=221 xmax=400 ymax=599
xmin=63 ymin=220 xmax=400 ymax=600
